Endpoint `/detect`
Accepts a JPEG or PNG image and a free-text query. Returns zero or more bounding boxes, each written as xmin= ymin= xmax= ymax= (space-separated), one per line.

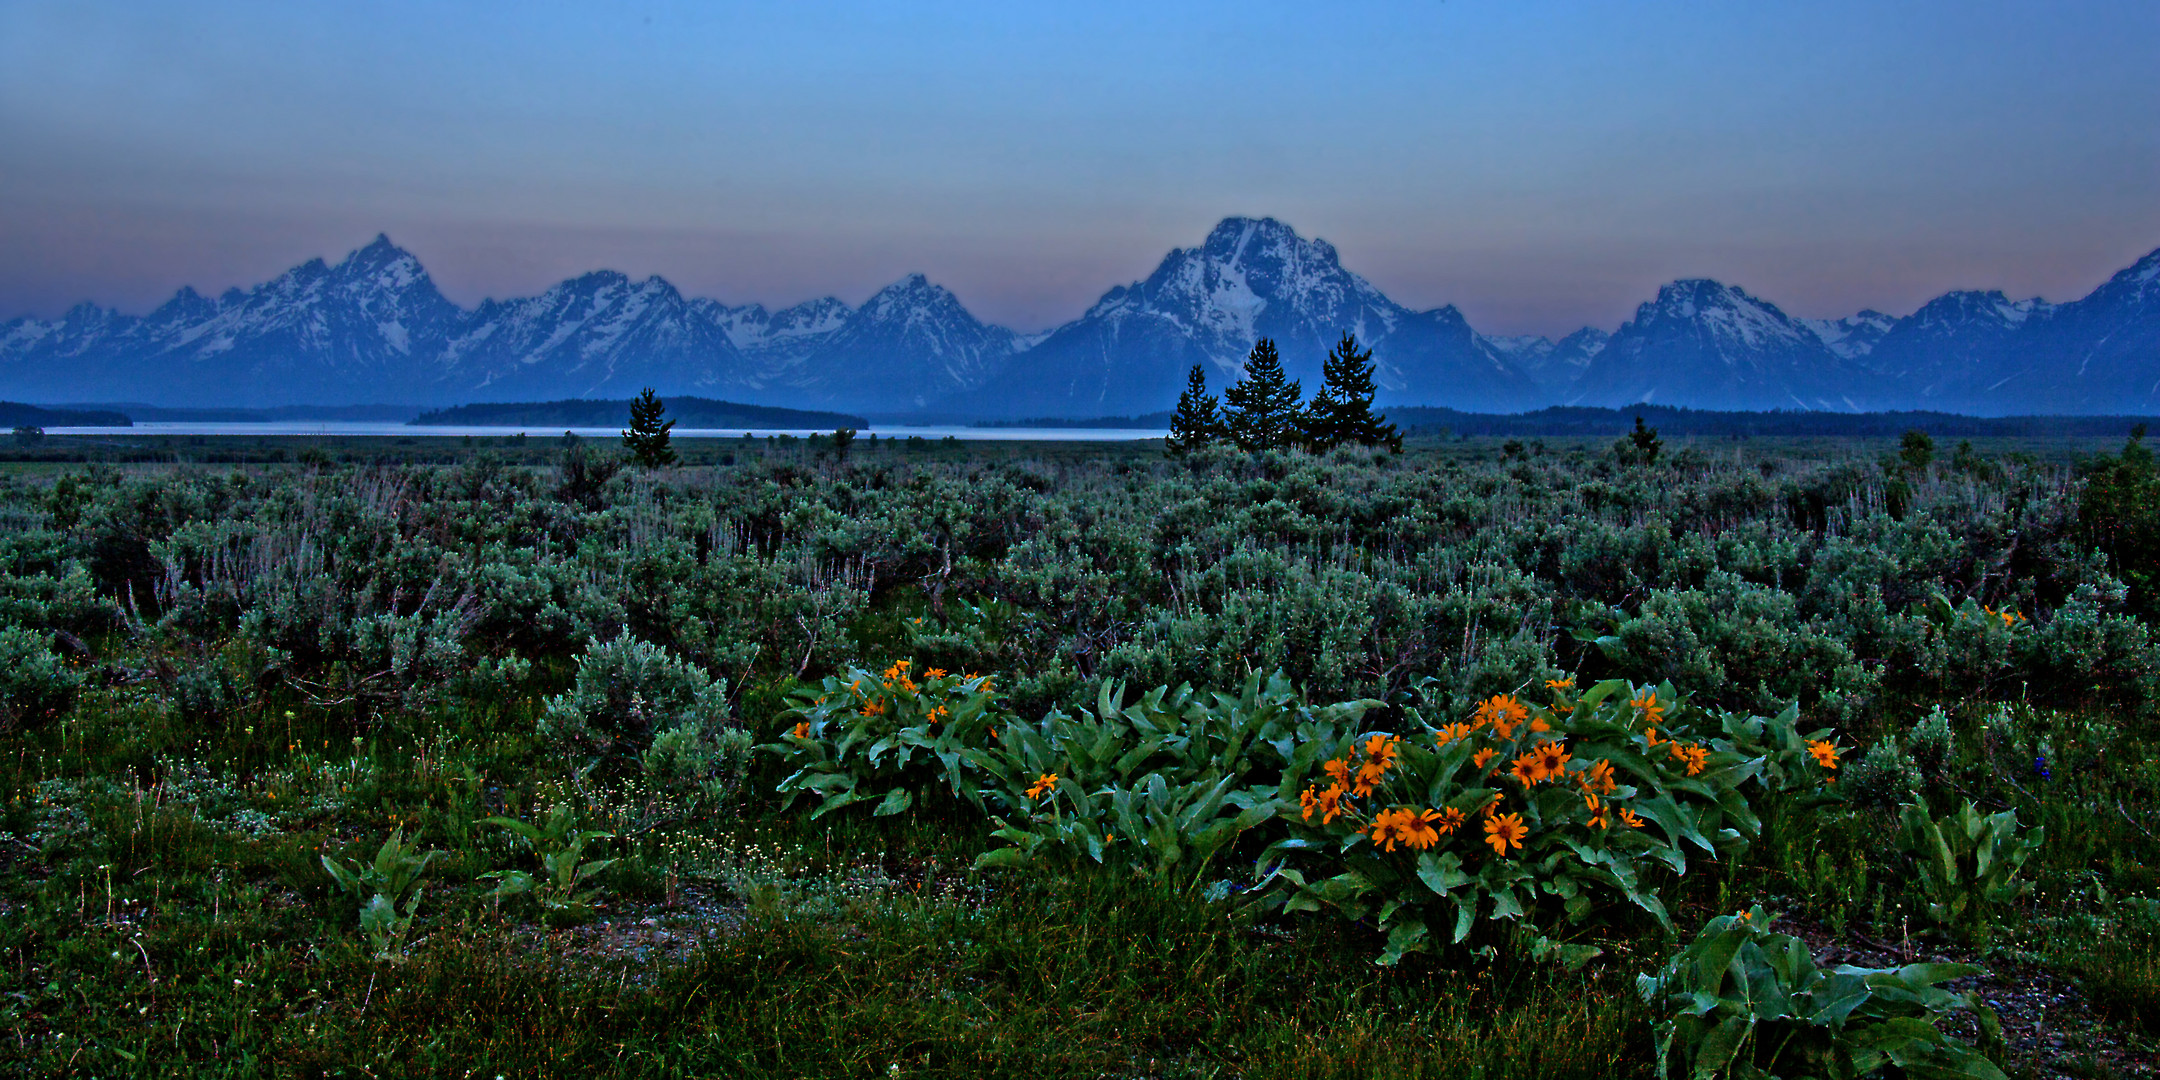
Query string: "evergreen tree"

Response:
xmin=1165 ymin=364 xmax=1224 ymax=456
xmin=1304 ymin=332 xmax=1401 ymax=453
xmin=1221 ymin=338 xmax=1305 ymax=452
xmin=622 ymin=388 xmax=677 ymax=468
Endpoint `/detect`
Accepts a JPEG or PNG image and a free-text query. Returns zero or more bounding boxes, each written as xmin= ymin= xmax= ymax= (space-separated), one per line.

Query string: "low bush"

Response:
xmin=541 ymin=634 xmax=734 ymax=759
xmin=1639 ymin=908 xmax=2007 ymax=1080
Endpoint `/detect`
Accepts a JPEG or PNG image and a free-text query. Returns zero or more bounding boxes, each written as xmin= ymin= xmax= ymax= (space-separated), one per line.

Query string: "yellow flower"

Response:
xmin=1474 ymin=695 xmax=1530 ymax=739
xmin=1369 ymin=807 xmax=1414 ymax=851
xmin=924 ymin=667 xmax=948 ymax=679
xmin=1323 ymin=758 xmax=1353 ymax=786
xmin=1509 ymin=750 xmax=1547 ymax=786
xmin=861 ymin=700 xmax=885 ymax=718
xmin=1533 ymin=740 xmax=1572 ymax=778
xmin=1617 ymin=807 xmax=1647 ymax=829
xmin=790 ymin=721 xmax=811 ymax=739
xmin=1434 ymin=721 xmax=1474 ymax=747
xmin=1584 ymin=792 xmax=1610 ymax=829
xmin=1472 ymin=747 xmax=1499 ymax=770
xmin=1025 ymin=772 xmax=1059 ymax=801
xmin=1630 ymin=690 xmax=1666 ymax=727
xmin=1363 ymin=734 xmax=1401 ymax=770
xmin=927 ymin=704 xmax=950 ymax=724
xmin=1483 ymin=812 xmax=1528 ymax=856
xmin=1671 ymin=742 xmax=1708 ymax=777
xmin=1544 ymin=677 xmax=1575 ymax=691
xmin=1431 ymin=805 xmax=1467 ymax=836
xmin=1806 ymin=739 xmax=1841 ymax=770
xmin=1403 ymin=808 xmax=1449 ymax=850
xmin=1578 ymin=758 xmax=1618 ymax=794
xmin=1300 ymin=781 xmax=1348 ymax=824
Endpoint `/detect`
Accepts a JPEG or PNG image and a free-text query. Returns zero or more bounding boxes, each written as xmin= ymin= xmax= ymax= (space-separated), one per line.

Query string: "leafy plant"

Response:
xmin=1262 ymin=679 xmax=1840 ymax=964
xmin=1639 ymin=908 xmax=2007 ymax=1080
xmin=321 ymin=827 xmax=443 ymax=961
xmin=1894 ymin=800 xmax=2044 ymax=940
xmin=769 ymin=661 xmax=1005 ymax=818
xmin=479 ymin=804 xmax=620 ymax=925
xmin=972 ymin=672 xmax=1371 ymax=890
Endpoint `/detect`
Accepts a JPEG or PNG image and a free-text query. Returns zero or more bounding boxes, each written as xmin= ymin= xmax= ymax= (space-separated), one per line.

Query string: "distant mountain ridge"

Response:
xmin=3 ymin=220 xmax=2157 ymax=416
xmin=410 ymin=397 xmax=866 ymax=430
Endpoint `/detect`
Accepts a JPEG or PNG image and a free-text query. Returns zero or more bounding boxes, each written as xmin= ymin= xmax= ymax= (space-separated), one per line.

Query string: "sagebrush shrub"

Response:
xmin=1908 ymin=705 xmax=1957 ymax=783
xmin=1841 ymin=738 xmax=1921 ymax=811
xmin=0 ymin=625 xmax=80 ymax=731
xmin=541 ymin=634 xmax=733 ymax=757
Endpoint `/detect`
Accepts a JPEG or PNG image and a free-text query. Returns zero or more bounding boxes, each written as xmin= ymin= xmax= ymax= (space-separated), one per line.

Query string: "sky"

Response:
xmin=1 ymin=1 xmax=2155 ymax=336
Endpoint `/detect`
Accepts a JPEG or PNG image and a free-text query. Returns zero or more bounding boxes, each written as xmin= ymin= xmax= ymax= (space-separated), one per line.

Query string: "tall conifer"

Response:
xmin=1305 ymin=332 xmax=1401 ymax=452
xmin=1165 ymin=363 xmax=1224 ymax=456
xmin=1222 ymin=338 xmax=1304 ymax=452
xmin=622 ymin=388 xmax=677 ymax=467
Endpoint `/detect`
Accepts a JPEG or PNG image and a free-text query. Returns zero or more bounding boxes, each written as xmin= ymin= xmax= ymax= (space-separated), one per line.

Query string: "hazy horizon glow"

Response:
xmin=2 ymin=0 xmax=2155 ymax=336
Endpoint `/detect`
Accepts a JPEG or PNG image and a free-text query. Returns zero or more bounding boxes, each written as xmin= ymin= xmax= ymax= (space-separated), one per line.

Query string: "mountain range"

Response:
xmin=3 ymin=218 xmax=2156 ymax=417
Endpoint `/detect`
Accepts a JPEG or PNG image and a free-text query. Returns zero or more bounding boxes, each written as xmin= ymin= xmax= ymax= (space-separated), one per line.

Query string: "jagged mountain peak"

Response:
xmin=2091 ymin=245 xmax=2160 ymax=304
xmin=1629 ymin=278 xmax=1816 ymax=350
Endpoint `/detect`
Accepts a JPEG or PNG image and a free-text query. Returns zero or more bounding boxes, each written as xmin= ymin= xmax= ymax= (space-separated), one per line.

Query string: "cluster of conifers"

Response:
xmin=1167 ymin=333 xmax=1402 ymax=455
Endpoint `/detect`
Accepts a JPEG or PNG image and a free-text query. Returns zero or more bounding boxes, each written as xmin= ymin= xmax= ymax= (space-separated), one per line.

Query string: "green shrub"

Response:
xmin=0 ymin=625 xmax=81 ymax=731
xmin=541 ymin=634 xmax=733 ymax=758
xmin=642 ymin=723 xmax=755 ymax=803
xmin=1639 ymin=908 xmax=2007 ymax=1080
xmin=1840 ymin=739 xmax=1920 ymax=812
xmin=1907 ymin=706 xmax=1956 ymax=784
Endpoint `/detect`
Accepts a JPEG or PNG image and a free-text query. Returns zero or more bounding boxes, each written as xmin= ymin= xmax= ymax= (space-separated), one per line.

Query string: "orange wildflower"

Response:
xmin=1630 ymin=690 xmax=1666 ymax=726
xmin=923 ymin=667 xmax=948 ymax=679
xmin=1617 ymin=807 xmax=1647 ymax=829
xmin=1483 ymin=812 xmax=1529 ymax=856
xmin=1300 ymin=782 xmax=1348 ymax=824
xmin=1533 ymin=740 xmax=1572 ymax=777
xmin=1474 ymin=695 xmax=1531 ymax=739
xmin=860 ymin=700 xmax=886 ymax=717
xmin=1584 ymin=792 xmax=1610 ymax=829
xmin=1323 ymin=758 xmax=1353 ymax=786
xmin=1434 ymin=721 xmax=1474 ymax=747
xmin=1025 ymin=772 xmax=1059 ymax=800
xmin=1472 ymin=747 xmax=1498 ymax=770
xmin=1806 ymin=739 xmax=1841 ymax=770
xmin=1403 ymin=808 xmax=1449 ymax=850
xmin=1509 ymin=750 xmax=1548 ymax=786
xmin=1578 ymin=758 xmax=1618 ymax=795
xmin=1544 ymin=677 xmax=1575 ymax=691
xmin=1671 ymin=742 xmax=1709 ymax=777
xmin=790 ymin=721 xmax=811 ymax=739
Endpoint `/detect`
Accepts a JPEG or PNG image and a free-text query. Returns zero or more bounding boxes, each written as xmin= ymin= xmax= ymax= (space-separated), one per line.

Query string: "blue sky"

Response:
xmin=2 ymin=0 xmax=2154 ymax=334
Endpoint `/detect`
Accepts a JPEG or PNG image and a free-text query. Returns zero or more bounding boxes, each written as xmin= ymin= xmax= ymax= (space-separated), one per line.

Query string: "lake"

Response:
xmin=39 ymin=422 xmax=1169 ymax=441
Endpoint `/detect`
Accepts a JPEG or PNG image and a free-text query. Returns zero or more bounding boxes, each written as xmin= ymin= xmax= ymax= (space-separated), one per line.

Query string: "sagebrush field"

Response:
xmin=1 ymin=431 xmax=2155 ymax=1077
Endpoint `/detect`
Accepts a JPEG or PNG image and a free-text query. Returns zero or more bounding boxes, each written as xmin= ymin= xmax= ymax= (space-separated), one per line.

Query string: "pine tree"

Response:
xmin=622 ymin=388 xmax=677 ymax=468
xmin=1221 ymin=338 xmax=1305 ymax=452
xmin=1165 ymin=364 xmax=1224 ymax=456
xmin=1304 ymin=332 xmax=1401 ymax=453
